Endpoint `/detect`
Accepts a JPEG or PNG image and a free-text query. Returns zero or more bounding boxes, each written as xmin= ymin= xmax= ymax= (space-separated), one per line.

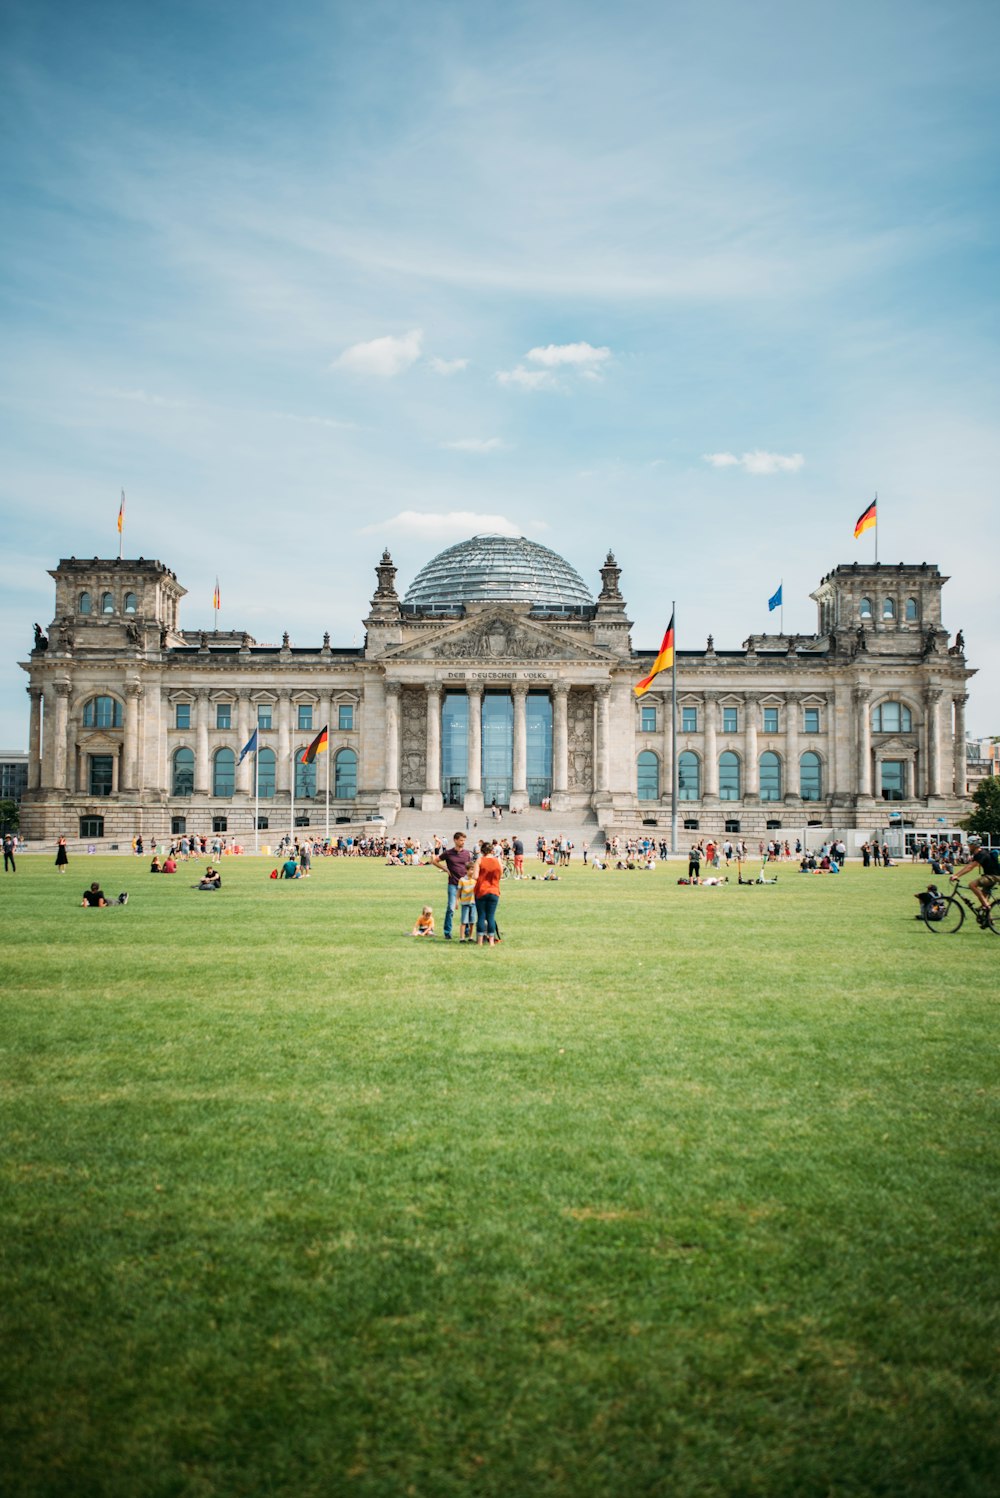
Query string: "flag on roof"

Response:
xmin=854 ymin=499 xmax=877 ymax=539
xmin=768 ymin=584 xmax=782 ymax=611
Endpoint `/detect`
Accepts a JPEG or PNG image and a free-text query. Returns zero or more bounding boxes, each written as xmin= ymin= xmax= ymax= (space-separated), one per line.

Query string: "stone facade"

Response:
xmin=18 ymin=548 xmax=974 ymax=844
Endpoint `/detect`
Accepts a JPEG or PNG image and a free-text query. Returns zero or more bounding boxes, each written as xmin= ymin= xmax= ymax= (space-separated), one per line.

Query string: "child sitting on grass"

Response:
xmin=410 ymin=905 xmax=435 ymax=937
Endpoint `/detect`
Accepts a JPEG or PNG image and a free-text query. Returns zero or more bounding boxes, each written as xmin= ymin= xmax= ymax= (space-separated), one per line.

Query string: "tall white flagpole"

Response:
xmin=254 ymin=744 xmax=259 ymax=855
xmin=780 ymin=578 xmax=784 ymax=637
xmin=874 ymin=492 xmax=878 ymax=564
xmin=670 ymin=599 xmax=678 ymax=857
xmin=290 ymin=746 xmax=296 ymax=846
xmin=325 ymin=736 xmax=331 ymax=843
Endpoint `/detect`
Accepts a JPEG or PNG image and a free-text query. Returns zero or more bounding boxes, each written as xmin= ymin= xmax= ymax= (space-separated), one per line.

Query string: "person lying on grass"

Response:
xmin=81 ymin=882 xmax=108 ymax=907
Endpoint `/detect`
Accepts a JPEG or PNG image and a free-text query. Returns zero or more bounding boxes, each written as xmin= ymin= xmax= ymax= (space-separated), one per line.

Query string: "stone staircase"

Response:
xmin=382 ymin=806 xmax=605 ymax=850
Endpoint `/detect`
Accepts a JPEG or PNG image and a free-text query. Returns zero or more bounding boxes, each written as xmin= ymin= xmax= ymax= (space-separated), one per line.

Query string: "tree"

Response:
xmin=0 ymin=799 xmax=19 ymax=833
xmin=962 ymin=777 xmax=1000 ymax=838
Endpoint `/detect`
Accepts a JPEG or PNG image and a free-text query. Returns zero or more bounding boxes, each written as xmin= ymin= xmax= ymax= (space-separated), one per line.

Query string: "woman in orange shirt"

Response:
xmin=474 ymin=839 xmax=503 ymax=947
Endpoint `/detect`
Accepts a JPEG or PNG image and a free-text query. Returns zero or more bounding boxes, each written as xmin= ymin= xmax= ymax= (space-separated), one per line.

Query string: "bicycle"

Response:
xmin=923 ymin=879 xmax=1000 ymax=935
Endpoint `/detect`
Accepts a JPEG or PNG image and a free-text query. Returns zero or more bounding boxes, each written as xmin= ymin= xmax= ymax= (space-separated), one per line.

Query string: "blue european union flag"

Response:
xmin=768 ymin=584 xmax=782 ymax=612
xmin=237 ymin=728 xmax=258 ymax=765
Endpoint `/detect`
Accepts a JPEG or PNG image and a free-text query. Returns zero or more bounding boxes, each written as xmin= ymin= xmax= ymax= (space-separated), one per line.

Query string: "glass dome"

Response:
xmin=403 ymin=535 xmax=594 ymax=612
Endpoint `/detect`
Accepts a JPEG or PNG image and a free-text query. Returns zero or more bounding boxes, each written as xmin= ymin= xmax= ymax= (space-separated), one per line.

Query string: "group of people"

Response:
xmin=417 ymin=831 xmax=504 ymax=946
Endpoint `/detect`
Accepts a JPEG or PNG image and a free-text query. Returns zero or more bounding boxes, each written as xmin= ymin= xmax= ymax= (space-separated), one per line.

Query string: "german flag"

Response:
xmin=301 ymin=725 xmax=329 ymax=765
xmin=854 ymin=499 xmax=877 ymax=539
xmin=634 ymin=613 xmax=674 ymax=698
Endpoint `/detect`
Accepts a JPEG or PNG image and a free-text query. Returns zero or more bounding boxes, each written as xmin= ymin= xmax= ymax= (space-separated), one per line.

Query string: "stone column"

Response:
xmin=783 ymin=694 xmax=801 ymax=804
xmin=123 ymin=680 xmax=142 ymax=791
xmin=924 ymin=688 xmax=943 ymax=799
xmin=953 ymin=693 xmax=967 ymax=798
xmin=464 ymin=685 xmax=483 ymax=811
xmin=194 ymin=690 xmax=210 ymax=795
xmin=422 ymin=684 xmax=443 ymax=811
xmin=236 ymin=691 xmax=253 ymax=795
xmin=27 ymin=686 xmax=42 ymax=790
xmin=702 ymin=692 xmax=719 ymax=801
xmin=276 ymin=690 xmax=291 ymax=795
xmin=53 ymin=680 xmax=71 ymax=790
xmin=111 ymin=747 xmax=120 ymax=795
xmin=384 ymin=682 xmax=401 ymax=795
xmin=854 ymin=687 xmax=872 ymax=799
xmin=511 ymin=684 xmax=528 ymax=810
xmin=743 ymin=695 xmax=759 ymax=801
xmin=594 ymin=684 xmax=611 ymax=794
xmin=551 ymin=683 xmax=569 ymax=805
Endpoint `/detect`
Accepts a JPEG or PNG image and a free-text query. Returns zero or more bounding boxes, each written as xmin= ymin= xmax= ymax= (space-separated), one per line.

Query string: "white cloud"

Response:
xmin=106 ymin=386 xmax=189 ymax=409
xmin=526 ymin=342 xmax=611 ymax=368
xmin=496 ymin=365 xmax=555 ymax=390
xmin=441 ymin=437 xmax=505 ymax=453
xmin=334 ymin=329 xmax=423 ymax=377
xmin=704 ymin=450 xmax=805 ymax=474
xmin=359 ymin=510 xmax=528 ymax=539
xmin=429 ymin=356 xmax=469 ymax=375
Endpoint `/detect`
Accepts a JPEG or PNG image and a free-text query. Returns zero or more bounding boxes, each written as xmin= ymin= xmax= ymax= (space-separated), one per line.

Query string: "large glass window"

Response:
xmin=295 ymin=748 xmax=316 ymax=799
xmin=335 ymin=748 xmax=357 ymax=799
xmin=526 ymin=692 xmax=552 ymax=804
xmin=257 ymin=703 xmax=272 ymax=730
xmin=860 ymin=597 xmax=873 ymax=619
xmin=257 ymin=747 xmax=276 ymax=799
xmin=175 ymin=701 xmax=191 ymax=730
xmin=338 ymin=704 xmax=354 ymax=732
xmin=640 ymin=705 xmax=656 ymax=733
xmin=79 ymin=592 xmax=92 ymax=615
xmin=760 ymin=752 xmax=782 ymax=802
xmin=803 ymin=708 xmax=820 ymax=734
xmin=216 ymin=702 xmax=232 ymax=730
xmin=880 ymin=761 xmax=905 ymax=800
xmin=872 ymin=701 xmax=912 ymax=732
xmin=681 ymin=707 xmax=698 ymax=734
xmin=441 ymin=693 xmax=468 ymax=804
xmin=83 ymin=695 xmax=122 ymax=729
xmin=763 ymin=707 xmax=779 ymax=734
xmin=124 ymin=592 xmax=137 ymax=614
xmin=905 ymin=598 xmax=919 ymax=622
xmin=722 ymin=707 xmax=739 ymax=734
xmin=101 ymin=592 xmax=114 ymax=615
xmin=883 ymin=598 xmax=896 ymax=620
xmin=678 ymin=751 xmax=700 ymax=800
xmin=800 ymin=752 xmax=822 ymax=802
xmin=80 ymin=816 xmax=104 ymax=838
xmin=297 ymin=704 xmax=313 ymax=732
xmin=719 ymin=751 xmax=741 ymax=801
xmin=482 ymin=693 xmax=513 ymax=806
xmin=89 ymin=754 xmax=113 ymax=797
xmin=637 ymin=750 xmax=659 ymax=800
xmin=172 ymin=747 xmax=194 ymax=796
xmin=213 ymin=748 xmax=235 ymax=798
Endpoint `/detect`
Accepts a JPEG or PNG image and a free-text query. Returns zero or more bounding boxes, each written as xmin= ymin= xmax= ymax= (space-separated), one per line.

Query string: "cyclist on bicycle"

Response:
xmin=950 ymin=836 xmax=1000 ymax=915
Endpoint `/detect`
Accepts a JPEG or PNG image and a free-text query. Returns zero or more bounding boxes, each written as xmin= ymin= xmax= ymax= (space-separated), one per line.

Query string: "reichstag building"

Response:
xmin=20 ymin=535 xmax=973 ymax=843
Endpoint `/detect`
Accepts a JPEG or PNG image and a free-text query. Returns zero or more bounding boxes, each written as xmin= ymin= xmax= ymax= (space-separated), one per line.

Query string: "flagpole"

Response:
xmin=290 ymin=746 xmax=296 ymax=845
xmin=254 ymin=745 xmax=259 ymax=855
xmin=874 ymin=492 xmax=878 ymax=564
xmin=780 ymin=578 xmax=784 ymax=637
xmin=325 ymin=736 xmax=331 ymax=843
xmin=118 ymin=489 xmax=124 ymax=561
xmin=670 ymin=598 xmax=678 ymax=857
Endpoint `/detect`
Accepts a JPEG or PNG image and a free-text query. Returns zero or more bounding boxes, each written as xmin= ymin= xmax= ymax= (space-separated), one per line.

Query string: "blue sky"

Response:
xmin=1 ymin=0 xmax=998 ymax=746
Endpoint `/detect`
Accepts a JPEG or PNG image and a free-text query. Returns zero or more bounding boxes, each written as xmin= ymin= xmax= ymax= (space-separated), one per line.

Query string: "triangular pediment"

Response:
xmin=379 ymin=608 xmax=614 ymax=664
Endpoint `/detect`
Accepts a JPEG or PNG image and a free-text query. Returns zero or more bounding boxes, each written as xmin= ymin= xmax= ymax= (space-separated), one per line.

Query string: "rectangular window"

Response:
xmin=681 ymin=707 xmax=698 ymax=733
xmin=804 ymin=708 xmax=820 ymax=734
xmin=297 ymin=704 xmax=313 ymax=731
xmin=80 ymin=816 xmax=104 ymax=838
xmin=763 ymin=707 xmax=779 ymax=734
xmin=338 ymin=704 xmax=354 ymax=732
xmin=880 ymin=761 xmax=905 ymax=801
xmin=256 ymin=816 xmax=269 ymax=830
xmin=89 ymin=754 xmax=113 ymax=798
xmin=722 ymin=707 xmax=739 ymax=734
xmin=175 ymin=702 xmax=191 ymax=730
xmin=212 ymin=817 xmax=228 ymax=833
xmin=640 ymin=705 xmax=656 ymax=733
xmin=257 ymin=704 xmax=272 ymax=730
xmin=216 ymin=703 xmax=232 ymax=730
xmin=171 ymin=817 xmax=186 ymax=835
xmin=683 ymin=818 xmax=699 ymax=830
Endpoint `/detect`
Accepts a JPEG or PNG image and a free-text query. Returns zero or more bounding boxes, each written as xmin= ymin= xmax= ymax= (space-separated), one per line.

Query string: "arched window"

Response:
xmin=719 ymin=751 xmax=741 ymax=801
xmin=334 ymin=748 xmax=358 ymax=800
xmin=759 ymin=751 xmax=782 ymax=802
xmin=859 ymin=597 xmax=872 ymax=620
xmin=101 ymin=592 xmax=114 ymax=615
xmin=124 ymin=592 xmax=137 ymax=614
xmin=800 ymin=752 xmax=822 ymax=802
xmin=257 ymin=747 xmax=276 ymax=799
xmin=213 ymin=748 xmax=235 ymax=798
xmin=172 ymin=747 xmax=194 ymax=796
xmin=883 ymin=598 xmax=896 ymax=620
xmin=295 ymin=748 xmax=316 ymax=799
xmin=79 ymin=592 xmax=92 ymax=615
xmin=872 ymin=701 xmax=912 ymax=733
xmin=905 ymin=597 xmax=919 ymax=622
xmin=82 ymin=695 xmax=122 ymax=729
xmin=637 ymin=750 xmax=659 ymax=801
xmin=678 ymin=751 xmax=700 ymax=801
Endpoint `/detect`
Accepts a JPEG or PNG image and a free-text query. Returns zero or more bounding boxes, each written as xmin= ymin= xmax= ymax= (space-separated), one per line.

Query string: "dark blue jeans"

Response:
xmin=476 ymin=892 xmax=499 ymax=937
xmin=443 ymin=882 xmax=460 ymax=937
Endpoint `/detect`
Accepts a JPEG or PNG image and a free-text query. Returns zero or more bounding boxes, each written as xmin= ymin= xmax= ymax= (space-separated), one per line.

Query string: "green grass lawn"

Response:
xmin=1 ymin=851 xmax=998 ymax=1497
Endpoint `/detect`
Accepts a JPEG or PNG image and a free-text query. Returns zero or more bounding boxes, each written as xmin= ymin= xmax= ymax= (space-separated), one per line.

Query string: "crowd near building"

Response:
xmin=18 ymin=535 xmax=974 ymax=844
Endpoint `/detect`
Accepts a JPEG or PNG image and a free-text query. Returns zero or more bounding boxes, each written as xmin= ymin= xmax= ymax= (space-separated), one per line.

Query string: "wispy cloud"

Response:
xmin=496 ymin=365 xmax=555 ymax=391
xmin=359 ymin=510 xmax=535 ymax=539
xmin=334 ymin=329 xmax=423 ymax=377
xmin=527 ymin=342 xmax=611 ymax=368
xmin=704 ymin=450 xmax=805 ymax=474
xmin=106 ymin=387 xmax=189 ymax=409
xmin=440 ymin=437 xmax=505 ymax=453
xmin=429 ymin=356 xmax=468 ymax=375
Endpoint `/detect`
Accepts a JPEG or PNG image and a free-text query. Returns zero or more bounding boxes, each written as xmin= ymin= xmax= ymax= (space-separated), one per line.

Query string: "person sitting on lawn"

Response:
xmin=197 ymin=866 xmax=221 ymax=890
xmin=410 ymin=905 xmax=435 ymax=937
xmin=162 ymin=854 xmax=177 ymax=873
xmin=81 ymin=882 xmax=108 ymax=907
xmin=280 ymin=856 xmax=300 ymax=879
xmin=150 ymin=855 xmax=162 ymax=873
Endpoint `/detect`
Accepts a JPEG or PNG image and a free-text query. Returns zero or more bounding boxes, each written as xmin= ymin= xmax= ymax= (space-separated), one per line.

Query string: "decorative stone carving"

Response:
xmin=567 ymin=689 xmax=594 ymax=792
xmin=399 ymin=687 xmax=427 ymax=796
